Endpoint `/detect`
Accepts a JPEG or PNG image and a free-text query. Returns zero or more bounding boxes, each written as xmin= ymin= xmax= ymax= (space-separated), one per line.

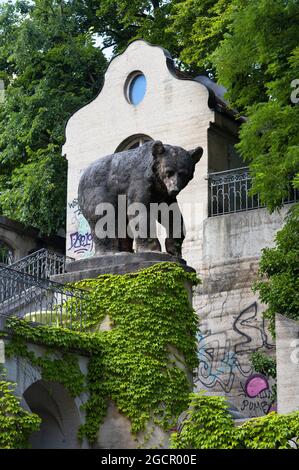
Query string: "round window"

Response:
xmin=127 ymin=73 xmax=147 ymax=106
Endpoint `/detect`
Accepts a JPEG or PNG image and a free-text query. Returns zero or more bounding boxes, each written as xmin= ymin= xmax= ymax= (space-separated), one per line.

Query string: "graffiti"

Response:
xmin=68 ymin=198 xmax=82 ymax=216
xmin=69 ymin=231 xmax=93 ymax=255
xmin=195 ymin=302 xmax=274 ymax=405
xmin=238 ymin=375 xmax=276 ymax=416
xmin=67 ymin=198 xmax=95 ymax=258
xmin=195 ymin=331 xmax=251 ymax=393
xmin=245 ymin=374 xmax=269 ymax=398
xmin=233 ymin=302 xmax=274 ymax=355
xmin=240 ymin=398 xmax=271 ymax=415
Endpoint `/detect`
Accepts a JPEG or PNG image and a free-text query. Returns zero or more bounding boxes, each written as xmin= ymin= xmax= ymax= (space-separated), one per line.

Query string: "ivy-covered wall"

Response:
xmin=1 ymin=262 xmax=200 ymax=448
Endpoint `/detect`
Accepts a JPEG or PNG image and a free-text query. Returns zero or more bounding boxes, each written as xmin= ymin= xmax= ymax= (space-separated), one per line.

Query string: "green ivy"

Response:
xmin=1 ymin=262 xmax=200 ymax=445
xmin=0 ymin=367 xmax=41 ymax=449
xmin=73 ymin=262 xmax=200 ymax=437
xmin=171 ymin=393 xmax=299 ymax=449
xmin=250 ymin=351 xmax=276 ymax=379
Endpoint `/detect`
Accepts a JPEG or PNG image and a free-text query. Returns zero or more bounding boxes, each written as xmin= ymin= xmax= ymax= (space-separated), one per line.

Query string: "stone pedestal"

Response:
xmin=51 ymin=251 xmax=194 ymax=283
xmin=51 ymin=252 xmax=196 ymax=449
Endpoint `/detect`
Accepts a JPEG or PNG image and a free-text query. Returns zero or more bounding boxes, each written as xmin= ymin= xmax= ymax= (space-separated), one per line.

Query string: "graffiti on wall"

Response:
xmin=233 ymin=303 xmax=272 ymax=354
xmin=238 ymin=374 xmax=276 ymax=416
xmin=195 ymin=302 xmax=275 ymax=416
xmin=67 ymin=198 xmax=94 ymax=257
xmin=195 ymin=330 xmax=251 ymax=393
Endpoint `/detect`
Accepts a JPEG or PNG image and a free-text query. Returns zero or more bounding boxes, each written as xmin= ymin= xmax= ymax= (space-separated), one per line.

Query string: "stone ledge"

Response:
xmin=51 ymin=252 xmax=195 ymax=283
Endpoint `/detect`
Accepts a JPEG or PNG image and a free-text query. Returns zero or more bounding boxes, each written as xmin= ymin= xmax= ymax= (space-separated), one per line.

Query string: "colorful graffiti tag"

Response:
xmin=67 ymin=198 xmax=94 ymax=257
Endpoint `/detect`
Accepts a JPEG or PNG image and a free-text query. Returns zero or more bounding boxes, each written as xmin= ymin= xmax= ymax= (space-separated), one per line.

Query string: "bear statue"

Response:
xmin=78 ymin=140 xmax=203 ymax=257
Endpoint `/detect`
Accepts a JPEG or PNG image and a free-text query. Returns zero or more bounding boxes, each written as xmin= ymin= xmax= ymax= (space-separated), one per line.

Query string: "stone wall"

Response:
xmin=192 ymin=207 xmax=289 ymax=417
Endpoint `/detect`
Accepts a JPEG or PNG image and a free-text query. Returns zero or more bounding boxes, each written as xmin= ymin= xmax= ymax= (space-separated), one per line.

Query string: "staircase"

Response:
xmin=0 ymin=249 xmax=87 ymax=330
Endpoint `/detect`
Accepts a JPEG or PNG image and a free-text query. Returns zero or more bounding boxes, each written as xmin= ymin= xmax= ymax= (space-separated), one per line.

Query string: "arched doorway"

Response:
xmin=115 ymin=134 xmax=153 ymax=152
xmin=23 ymin=380 xmax=82 ymax=449
xmin=0 ymin=240 xmax=14 ymax=265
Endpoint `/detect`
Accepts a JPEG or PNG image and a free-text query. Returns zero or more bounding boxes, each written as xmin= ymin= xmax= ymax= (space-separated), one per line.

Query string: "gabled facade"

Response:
xmin=63 ymin=40 xmax=292 ymax=417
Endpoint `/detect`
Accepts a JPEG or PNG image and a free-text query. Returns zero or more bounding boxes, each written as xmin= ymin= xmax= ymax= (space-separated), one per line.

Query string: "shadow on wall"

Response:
xmin=23 ymin=380 xmax=82 ymax=449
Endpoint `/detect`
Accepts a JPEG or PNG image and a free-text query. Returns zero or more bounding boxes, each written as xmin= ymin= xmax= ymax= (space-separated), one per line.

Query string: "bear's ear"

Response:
xmin=189 ymin=146 xmax=203 ymax=165
xmin=152 ymin=140 xmax=165 ymax=158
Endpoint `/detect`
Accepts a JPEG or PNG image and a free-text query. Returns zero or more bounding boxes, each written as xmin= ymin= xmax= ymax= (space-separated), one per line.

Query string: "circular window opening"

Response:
xmin=126 ymin=72 xmax=147 ymax=106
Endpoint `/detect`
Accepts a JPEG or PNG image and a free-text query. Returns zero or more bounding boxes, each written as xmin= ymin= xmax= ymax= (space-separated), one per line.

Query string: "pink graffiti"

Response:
xmin=245 ymin=374 xmax=269 ymax=398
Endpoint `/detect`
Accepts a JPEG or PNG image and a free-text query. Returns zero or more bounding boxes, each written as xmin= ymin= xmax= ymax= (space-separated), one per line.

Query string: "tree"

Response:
xmin=211 ymin=0 xmax=299 ymax=211
xmin=95 ymin=1 xmax=179 ymax=58
xmin=0 ymin=0 xmax=107 ymax=235
xmin=168 ymin=0 xmax=234 ymax=75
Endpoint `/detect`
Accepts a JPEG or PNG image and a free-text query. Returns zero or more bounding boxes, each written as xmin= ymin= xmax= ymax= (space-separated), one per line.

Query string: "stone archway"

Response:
xmin=23 ymin=380 xmax=83 ymax=449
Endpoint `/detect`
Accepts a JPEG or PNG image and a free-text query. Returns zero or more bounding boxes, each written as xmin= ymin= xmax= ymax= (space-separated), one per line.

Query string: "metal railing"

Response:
xmin=208 ymin=167 xmax=298 ymax=217
xmin=0 ymin=265 xmax=88 ymax=330
xmin=2 ymin=248 xmax=74 ymax=279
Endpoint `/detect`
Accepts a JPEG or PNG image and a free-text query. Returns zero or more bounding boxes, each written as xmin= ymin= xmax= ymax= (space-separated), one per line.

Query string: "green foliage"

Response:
xmin=170 ymin=393 xmax=299 ymax=449
xmin=237 ymin=412 xmax=299 ymax=449
xmin=169 ymin=0 xmax=234 ymax=74
xmin=250 ymin=351 xmax=276 ymax=379
xmin=5 ymin=337 xmax=86 ymax=398
xmin=2 ymin=262 xmax=199 ymax=444
xmin=170 ymin=394 xmax=238 ymax=449
xmin=253 ymin=215 xmax=299 ymax=336
xmin=0 ymin=368 xmax=41 ymax=449
xmin=211 ymin=0 xmax=299 ymax=211
xmin=0 ymin=0 xmax=107 ymax=234
xmin=95 ymin=1 xmax=180 ymax=59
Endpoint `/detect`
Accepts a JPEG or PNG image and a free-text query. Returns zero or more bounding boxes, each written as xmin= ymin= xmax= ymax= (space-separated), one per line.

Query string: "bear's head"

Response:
xmin=152 ymin=140 xmax=203 ymax=198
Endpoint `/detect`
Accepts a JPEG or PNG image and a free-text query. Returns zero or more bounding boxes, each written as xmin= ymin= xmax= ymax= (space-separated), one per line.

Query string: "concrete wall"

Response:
xmin=193 ymin=207 xmax=289 ymax=417
xmin=276 ymin=314 xmax=299 ymax=414
xmin=63 ymin=40 xmax=214 ymax=264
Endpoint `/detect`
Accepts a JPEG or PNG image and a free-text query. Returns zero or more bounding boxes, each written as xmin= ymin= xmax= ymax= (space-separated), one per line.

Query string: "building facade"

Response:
xmin=63 ymin=40 xmax=294 ymax=417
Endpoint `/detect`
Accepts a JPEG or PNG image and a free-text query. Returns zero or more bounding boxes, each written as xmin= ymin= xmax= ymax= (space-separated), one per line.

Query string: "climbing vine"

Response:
xmin=0 ymin=367 xmax=41 ymax=449
xmin=170 ymin=393 xmax=299 ymax=449
xmin=1 ymin=262 xmax=200 ymax=445
xmin=73 ymin=262 xmax=200 ymax=436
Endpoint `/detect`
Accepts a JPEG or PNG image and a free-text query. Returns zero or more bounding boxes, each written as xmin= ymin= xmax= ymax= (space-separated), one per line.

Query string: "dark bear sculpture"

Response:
xmin=78 ymin=140 xmax=203 ymax=257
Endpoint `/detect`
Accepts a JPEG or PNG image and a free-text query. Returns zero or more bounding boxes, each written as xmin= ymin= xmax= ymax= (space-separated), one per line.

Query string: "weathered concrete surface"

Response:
xmin=276 ymin=314 xmax=299 ymax=414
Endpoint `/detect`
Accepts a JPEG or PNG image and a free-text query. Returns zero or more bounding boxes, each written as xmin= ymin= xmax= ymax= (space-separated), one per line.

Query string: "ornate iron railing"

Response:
xmin=2 ymin=248 xmax=74 ymax=279
xmin=208 ymin=167 xmax=298 ymax=217
xmin=0 ymin=265 xmax=88 ymax=330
